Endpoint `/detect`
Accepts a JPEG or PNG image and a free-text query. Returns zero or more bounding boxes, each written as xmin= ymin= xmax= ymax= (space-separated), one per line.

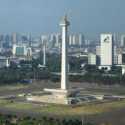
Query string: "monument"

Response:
xmin=43 ymin=15 xmax=72 ymax=104
xmin=27 ymin=16 xmax=78 ymax=105
xmin=60 ymin=15 xmax=69 ymax=90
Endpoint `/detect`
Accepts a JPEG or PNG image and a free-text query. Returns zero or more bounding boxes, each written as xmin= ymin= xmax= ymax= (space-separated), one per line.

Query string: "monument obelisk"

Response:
xmin=60 ymin=16 xmax=70 ymax=90
xmin=28 ymin=16 xmax=74 ymax=104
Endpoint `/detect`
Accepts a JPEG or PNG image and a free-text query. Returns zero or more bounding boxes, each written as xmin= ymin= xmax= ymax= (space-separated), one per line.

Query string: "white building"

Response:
xmin=100 ymin=34 xmax=114 ymax=70
xmin=79 ymin=34 xmax=85 ymax=47
xmin=26 ymin=47 xmax=32 ymax=60
xmin=55 ymin=33 xmax=61 ymax=48
xmin=96 ymin=45 xmax=101 ymax=56
xmin=41 ymin=35 xmax=47 ymax=45
xmin=0 ymin=57 xmax=10 ymax=68
xmin=88 ymin=53 xmax=96 ymax=65
xmin=12 ymin=44 xmax=27 ymax=56
xmin=122 ymin=65 xmax=125 ymax=75
xmin=12 ymin=33 xmax=17 ymax=45
xmin=117 ymin=54 xmax=122 ymax=65
xmin=12 ymin=45 xmax=32 ymax=59
xmin=113 ymin=46 xmax=118 ymax=65
xmin=121 ymin=35 xmax=125 ymax=47
xmin=69 ymin=34 xmax=84 ymax=47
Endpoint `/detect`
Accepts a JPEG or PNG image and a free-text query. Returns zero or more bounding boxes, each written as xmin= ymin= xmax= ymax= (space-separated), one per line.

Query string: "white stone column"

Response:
xmin=60 ymin=16 xmax=70 ymax=90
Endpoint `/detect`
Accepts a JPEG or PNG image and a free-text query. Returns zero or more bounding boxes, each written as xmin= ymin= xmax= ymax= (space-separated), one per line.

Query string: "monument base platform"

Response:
xmin=27 ymin=88 xmax=80 ymax=105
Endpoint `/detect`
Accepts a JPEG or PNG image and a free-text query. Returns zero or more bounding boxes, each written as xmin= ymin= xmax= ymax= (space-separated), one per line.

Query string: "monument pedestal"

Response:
xmin=27 ymin=88 xmax=79 ymax=105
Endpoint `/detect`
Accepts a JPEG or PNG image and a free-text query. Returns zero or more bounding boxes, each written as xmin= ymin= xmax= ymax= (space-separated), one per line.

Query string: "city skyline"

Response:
xmin=0 ymin=0 xmax=125 ymax=39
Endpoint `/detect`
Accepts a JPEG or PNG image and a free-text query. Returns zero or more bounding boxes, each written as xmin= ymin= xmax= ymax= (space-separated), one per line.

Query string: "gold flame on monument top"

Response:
xmin=60 ymin=15 xmax=70 ymax=26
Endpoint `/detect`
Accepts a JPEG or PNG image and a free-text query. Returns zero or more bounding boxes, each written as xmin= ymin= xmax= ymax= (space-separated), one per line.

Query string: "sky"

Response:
xmin=0 ymin=0 xmax=125 ymax=39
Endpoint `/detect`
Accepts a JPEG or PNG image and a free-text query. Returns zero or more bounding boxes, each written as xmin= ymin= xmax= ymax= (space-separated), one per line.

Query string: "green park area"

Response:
xmin=0 ymin=99 xmax=125 ymax=117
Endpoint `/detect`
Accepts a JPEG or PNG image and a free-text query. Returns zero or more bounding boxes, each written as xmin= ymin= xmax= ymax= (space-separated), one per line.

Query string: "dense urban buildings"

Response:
xmin=0 ymin=31 xmax=125 ymax=75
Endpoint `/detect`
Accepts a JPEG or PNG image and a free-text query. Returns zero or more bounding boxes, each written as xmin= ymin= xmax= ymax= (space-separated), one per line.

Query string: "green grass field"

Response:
xmin=0 ymin=99 xmax=125 ymax=117
xmin=0 ymin=84 xmax=28 ymax=91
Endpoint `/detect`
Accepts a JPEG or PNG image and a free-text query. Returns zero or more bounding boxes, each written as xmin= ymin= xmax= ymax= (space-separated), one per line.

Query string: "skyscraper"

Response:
xmin=79 ymin=34 xmax=85 ymax=47
xmin=12 ymin=33 xmax=17 ymax=45
xmin=88 ymin=53 xmax=96 ymax=65
xmin=100 ymin=34 xmax=114 ymax=70
xmin=121 ymin=35 xmax=125 ymax=47
xmin=69 ymin=34 xmax=84 ymax=47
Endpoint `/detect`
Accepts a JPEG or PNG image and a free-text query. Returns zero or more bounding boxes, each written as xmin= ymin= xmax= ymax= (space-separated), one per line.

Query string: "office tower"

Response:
xmin=69 ymin=35 xmax=73 ymax=46
xmin=96 ymin=45 xmax=101 ymax=56
xmin=72 ymin=35 xmax=77 ymax=45
xmin=117 ymin=54 xmax=122 ymax=65
xmin=55 ymin=33 xmax=61 ymax=48
xmin=27 ymin=47 xmax=32 ymax=60
xmin=0 ymin=57 xmax=10 ymax=68
xmin=4 ymin=35 xmax=10 ymax=48
xmin=0 ymin=35 xmax=4 ymax=49
xmin=28 ymin=34 xmax=32 ymax=47
xmin=12 ymin=44 xmax=27 ymax=56
xmin=79 ymin=34 xmax=85 ymax=47
xmin=41 ymin=35 xmax=49 ymax=48
xmin=49 ymin=34 xmax=56 ymax=48
xmin=88 ymin=53 xmax=96 ymax=65
xmin=121 ymin=35 xmax=125 ymax=47
xmin=100 ymin=34 xmax=114 ymax=70
xmin=69 ymin=34 xmax=84 ymax=47
xmin=12 ymin=33 xmax=17 ymax=45
xmin=96 ymin=46 xmax=101 ymax=65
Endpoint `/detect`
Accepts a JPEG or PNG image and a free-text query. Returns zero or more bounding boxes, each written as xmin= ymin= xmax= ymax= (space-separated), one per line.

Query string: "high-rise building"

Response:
xmin=12 ymin=33 xmax=17 ymax=45
xmin=69 ymin=34 xmax=84 ymax=47
xmin=96 ymin=45 xmax=101 ymax=65
xmin=96 ymin=45 xmax=101 ymax=56
xmin=122 ymin=53 xmax=125 ymax=64
xmin=4 ymin=34 xmax=11 ymax=48
xmin=12 ymin=44 xmax=32 ymax=60
xmin=88 ymin=53 xmax=96 ymax=65
xmin=49 ymin=34 xmax=56 ymax=48
xmin=0 ymin=57 xmax=10 ymax=68
xmin=27 ymin=47 xmax=32 ymax=60
xmin=12 ymin=44 xmax=28 ymax=57
xmin=55 ymin=33 xmax=61 ymax=48
xmin=0 ymin=35 xmax=4 ymax=50
xmin=121 ymin=35 xmax=125 ymax=47
xmin=100 ymin=34 xmax=114 ymax=70
xmin=41 ymin=35 xmax=48 ymax=48
xmin=117 ymin=54 xmax=122 ymax=65
xmin=69 ymin=35 xmax=73 ymax=46
xmin=113 ymin=46 xmax=118 ymax=65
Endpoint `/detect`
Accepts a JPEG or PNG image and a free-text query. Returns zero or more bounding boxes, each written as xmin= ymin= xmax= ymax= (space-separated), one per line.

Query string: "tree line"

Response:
xmin=0 ymin=114 xmax=94 ymax=125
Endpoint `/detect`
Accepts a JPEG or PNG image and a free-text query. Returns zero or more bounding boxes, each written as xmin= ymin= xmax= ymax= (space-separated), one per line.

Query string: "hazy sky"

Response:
xmin=0 ymin=0 xmax=125 ymax=38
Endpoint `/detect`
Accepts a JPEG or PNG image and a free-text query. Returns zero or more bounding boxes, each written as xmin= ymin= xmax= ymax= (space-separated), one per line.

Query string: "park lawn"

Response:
xmin=86 ymin=88 xmax=125 ymax=95
xmin=39 ymin=100 xmax=125 ymax=116
xmin=0 ymin=99 xmax=125 ymax=116
xmin=4 ymin=102 xmax=36 ymax=110
xmin=0 ymin=84 xmax=28 ymax=91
